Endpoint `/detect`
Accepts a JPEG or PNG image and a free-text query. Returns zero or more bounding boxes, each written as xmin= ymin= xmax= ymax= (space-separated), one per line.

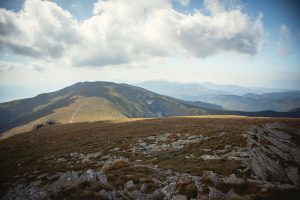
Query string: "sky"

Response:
xmin=0 ymin=0 xmax=299 ymax=102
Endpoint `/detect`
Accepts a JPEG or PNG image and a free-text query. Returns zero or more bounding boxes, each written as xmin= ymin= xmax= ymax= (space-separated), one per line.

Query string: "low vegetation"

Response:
xmin=0 ymin=116 xmax=299 ymax=199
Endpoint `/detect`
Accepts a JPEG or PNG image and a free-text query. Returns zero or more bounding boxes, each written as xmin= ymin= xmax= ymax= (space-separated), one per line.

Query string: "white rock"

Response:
xmin=124 ymin=180 xmax=134 ymax=189
xmin=200 ymin=155 xmax=221 ymax=160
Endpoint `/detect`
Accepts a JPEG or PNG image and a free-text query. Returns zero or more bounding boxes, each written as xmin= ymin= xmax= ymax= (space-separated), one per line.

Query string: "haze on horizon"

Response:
xmin=0 ymin=0 xmax=299 ymax=102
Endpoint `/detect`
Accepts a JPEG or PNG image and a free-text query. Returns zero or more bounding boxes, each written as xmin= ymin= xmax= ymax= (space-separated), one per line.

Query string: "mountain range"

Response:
xmin=136 ymin=81 xmax=300 ymax=112
xmin=1 ymin=81 xmax=299 ymax=138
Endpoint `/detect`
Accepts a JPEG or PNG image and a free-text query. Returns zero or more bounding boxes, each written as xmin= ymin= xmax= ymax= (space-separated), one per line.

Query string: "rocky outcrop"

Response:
xmin=32 ymin=119 xmax=60 ymax=130
xmin=247 ymin=123 xmax=300 ymax=186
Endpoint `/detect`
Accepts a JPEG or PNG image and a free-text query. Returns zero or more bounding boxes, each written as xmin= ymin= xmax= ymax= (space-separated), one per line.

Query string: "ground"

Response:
xmin=0 ymin=115 xmax=300 ymax=199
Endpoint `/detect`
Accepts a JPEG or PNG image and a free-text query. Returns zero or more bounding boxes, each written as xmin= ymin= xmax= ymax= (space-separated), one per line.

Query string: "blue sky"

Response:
xmin=0 ymin=0 xmax=299 ymax=102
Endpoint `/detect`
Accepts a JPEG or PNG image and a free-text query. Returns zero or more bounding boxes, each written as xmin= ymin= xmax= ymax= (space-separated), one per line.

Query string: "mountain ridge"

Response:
xmin=1 ymin=81 xmax=300 ymax=139
xmin=136 ymin=81 xmax=300 ymax=112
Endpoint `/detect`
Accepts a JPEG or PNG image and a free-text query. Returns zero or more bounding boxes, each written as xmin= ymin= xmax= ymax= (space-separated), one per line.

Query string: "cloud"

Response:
xmin=277 ymin=24 xmax=293 ymax=56
xmin=175 ymin=0 xmax=190 ymax=7
xmin=0 ymin=0 xmax=265 ymax=67
xmin=0 ymin=0 xmax=80 ymax=59
xmin=0 ymin=60 xmax=22 ymax=72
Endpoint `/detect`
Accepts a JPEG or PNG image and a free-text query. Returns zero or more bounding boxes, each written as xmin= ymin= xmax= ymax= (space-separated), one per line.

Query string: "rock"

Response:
xmin=147 ymin=189 xmax=165 ymax=199
xmin=162 ymin=182 xmax=177 ymax=198
xmin=222 ymin=174 xmax=244 ymax=185
xmin=200 ymin=154 xmax=221 ymax=160
xmin=194 ymin=176 xmax=202 ymax=193
xmin=79 ymin=169 xmax=97 ymax=181
xmin=208 ymin=187 xmax=227 ymax=200
xmin=176 ymin=179 xmax=198 ymax=199
xmin=227 ymin=188 xmax=240 ymax=199
xmin=173 ymin=194 xmax=187 ymax=200
xmin=246 ymin=123 xmax=300 ymax=185
xmin=125 ymin=190 xmax=143 ymax=200
xmin=48 ymin=171 xmax=79 ymax=191
xmin=285 ymin=167 xmax=299 ymax=186
xmin=4 ymin=184 xmax=46 ymax=200
xmin=140 ymin=183 xmax=150 ymax=193
xmin=202 ymin=171 xmax=220 ymax=186
xmin=98 ymin=172 xmax=108 ymax=184
xmin=33 ymin=119 xmax=60 ymax=130
xmin=58 ymin=171 xmax=79 ymax=183
xmin=124 ymin=180 xmax=134 ymax=189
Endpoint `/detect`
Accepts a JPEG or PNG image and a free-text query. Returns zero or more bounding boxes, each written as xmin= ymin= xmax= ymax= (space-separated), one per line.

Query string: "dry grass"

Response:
xmin=0 ymin=116 xmax=299 ymax=197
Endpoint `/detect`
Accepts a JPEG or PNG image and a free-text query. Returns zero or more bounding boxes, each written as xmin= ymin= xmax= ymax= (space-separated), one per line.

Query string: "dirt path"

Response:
xmin=69 ymin=103 xmax=84 ymax=123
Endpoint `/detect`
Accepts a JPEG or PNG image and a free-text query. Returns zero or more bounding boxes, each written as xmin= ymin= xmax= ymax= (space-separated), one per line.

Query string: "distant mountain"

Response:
xmin=136 ymin=81 xmax=290 ymax=99
xmin=135 ymin=81 xmax=232 ymax=101
xmin=198 ymin=91 xmax=300 ymax=112
xmin=136 ymin=81 xmax=300 ymax=112
xmin=201 ymin=82 xmax=289 ymax=95
xmin=0 ymin=81 xmax=209 ymax=135
xmin=289 ymin=107 xmax=300 ymax=113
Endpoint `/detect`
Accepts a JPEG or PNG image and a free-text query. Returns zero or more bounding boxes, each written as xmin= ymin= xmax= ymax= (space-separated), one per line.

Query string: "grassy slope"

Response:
xmin=1 ymin=96 xmax=127 ymax=139
xmin=1 ymin=116 xmax=300 ymax=197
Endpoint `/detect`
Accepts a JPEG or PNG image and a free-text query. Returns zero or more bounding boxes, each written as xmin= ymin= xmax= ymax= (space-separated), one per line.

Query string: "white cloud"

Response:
xmin=0 ymin=0 xmax=81 ymax=59
xmin=277 ymin=24 xmax=293 ymax=56
xmin=0 ymin=0 xmax=265 ymax=67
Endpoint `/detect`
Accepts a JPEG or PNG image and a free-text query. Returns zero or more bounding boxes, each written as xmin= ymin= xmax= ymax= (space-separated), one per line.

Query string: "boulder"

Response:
xmin=33 ymin=119 xmax=60 ymax=130
xmin=247 ymin=123 xmax=300 ymax=186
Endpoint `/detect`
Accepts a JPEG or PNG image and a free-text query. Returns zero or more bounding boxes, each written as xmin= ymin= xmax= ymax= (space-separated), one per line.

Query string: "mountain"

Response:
xmin=136 ymin=81 xmax=290 ymax=99
xmin=0 ymin=81 xmax=209 ymax=136
xmin=201 ymin=82 xmax=289 ymax=95
xmin=135 ymin=81 xmax=232 ymax=101
xmin=289 ymin=107 xmax=300 ymax=113
xmin=136 ymin=81 xmax=300 ymax=112
xmin=1 ymin=81 xmax=299 ymax=138
xmin=198 ymin=91 xmax=300 ymax=112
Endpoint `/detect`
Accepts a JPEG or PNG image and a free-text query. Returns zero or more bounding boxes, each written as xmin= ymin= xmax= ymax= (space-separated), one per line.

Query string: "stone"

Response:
xmin=246 ymin=123 xmax=300 ymax=184
xmin=285 ymin=166 xmax=299 ymax=186
xmin=173 ymin=194 xmax=187 ymax=200
xmin=202 ymin=171 xmax=219 ymax=186
xmin=125 ymin=190 xmax=143 ymax=200
xmin=227 ymin=188 xmax=240 ymax=199
xmin=208 ymin=187 xmax=227 ymax=200
xmin=3 ymin=184 xmax=46 ymax=200
xmin=162 ymin=182 xmax=177 ymax=198
xmin=124 ymin=180 xmax=134 ymax=189
xmin=77 ymin=169 xmax=97 ymax=182
xmin=147 ymin=189 xmax=165 ymax=199
xmin=200 ymin=154 xmax=221 ymax=160
xmin=98 ymin=172 xmax=108 ymax=184
xmin=32 ymin=119 xmax=60 ymax=130
xmin=222 ymin=174 xmax=244 ymax=185
xmin=176 ymin=179 xmax=198 ymax=199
